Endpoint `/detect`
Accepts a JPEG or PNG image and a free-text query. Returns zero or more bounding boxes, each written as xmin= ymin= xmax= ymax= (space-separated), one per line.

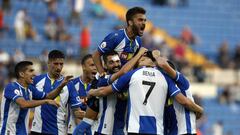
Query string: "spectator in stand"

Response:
xmin=39 ymin=50 xmax=49 ymax=72
xmin=13 ymin=49 xmax=25 ymax=64
xmin=24 ymin=20 xmax=38 ymax=41
xmin=0 ymin=50 xmax=9 ymax=90
xmin=180 ymin=25 xmax=197 ymax=45
xmin=217 ymin=41 xmax=231 ymax=69
xmin=46 ymin=0 xmax=58 ymax=21
xmin=0 ymin=62 xmax=8 ymax=90
xmin=0 ymin=8 xmax=9 ymax=38
xmin=90 ymin=0 xmax=106 ymax=18
xmin=212 ymin=121 xmax=223 ymax=135
xmin=44 ymin=17 xmax=57 ymax=40
xmin=173 ymin=38 xmax=188 ymax=70
xmin=69 ymin=0 xmax=84 ymax=25
xmin=80 ymin=25 xmax=91 ymax=59
xmin=14 ymin=9 xmax=26 ymax=42
xmin=233 ymin=44 xmax=240 ymax=69
xmin=1 ymin=0 xmax=11 ymax=14
xmin=56 ymin=17 xmax=72 ymax=41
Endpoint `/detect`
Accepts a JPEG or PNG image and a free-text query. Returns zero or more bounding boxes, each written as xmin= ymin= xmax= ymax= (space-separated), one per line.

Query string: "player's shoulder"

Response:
xmin=34 ymin=73 xmax=47 ymax=81
xmin=104 ymin=29 xmax=125 ymax=41
xmin=5 ymin=82 xmax=18 ymax=90
xmin=71 ymin=77 xmax=80 ymax=84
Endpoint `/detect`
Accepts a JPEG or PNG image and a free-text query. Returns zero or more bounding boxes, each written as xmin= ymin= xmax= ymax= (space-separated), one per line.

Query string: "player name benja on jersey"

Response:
xmin=142 ymin=70 xmax=155 ymax=77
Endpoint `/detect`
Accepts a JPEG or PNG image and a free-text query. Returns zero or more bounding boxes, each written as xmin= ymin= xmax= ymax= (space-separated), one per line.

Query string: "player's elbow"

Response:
xmin=19 ymin=103 xmax=30 ymax=109
xmin=180 ymin=98 xmax=193 ymax=108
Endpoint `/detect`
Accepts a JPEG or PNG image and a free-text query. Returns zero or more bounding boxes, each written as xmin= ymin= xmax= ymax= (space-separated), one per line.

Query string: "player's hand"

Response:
xmin=195 ymin=111 xmax=203 ymax=119
xmin=87 ymin=89 xmax=95 ymax=98
xmin=74 ymin=109 xmax=86 ymax=119
xmin=99 ymin=72 xmax=107 ymax=77
xmin=152 ymin=50 xmax=161 ymax=58
xmin=155 ymin=56 xmax=169 ymax=68
xmin=60 ymin=75 xmax=74 ymax=86
xmin=138 ymin=47 xmax=148 ymax=55
xmin=45 ymin=100 xmax=60 ymax=108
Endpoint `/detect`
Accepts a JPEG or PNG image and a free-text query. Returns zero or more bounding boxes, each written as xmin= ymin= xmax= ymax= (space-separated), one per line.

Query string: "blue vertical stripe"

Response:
xmin=1 ymin=99 xmax=11 ymax=135
xmin=182 ymin=91 xmax=192 ymax=134
xmin=113 ymin=99 xmax=127 ymax=135
xmin=41 ymin=77 xmax=58 ymax=134
xmin=97 ymin=97 xmax=107 ymax=133
xmin=16 ymin=109 xmax=28 ymax=135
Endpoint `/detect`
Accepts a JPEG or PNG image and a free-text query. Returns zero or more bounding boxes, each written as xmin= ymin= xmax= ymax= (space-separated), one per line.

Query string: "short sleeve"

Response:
xmin=68 ymin=82 xmax=81 ymax=108
xmin=97 ymin=75 xmax=110 ymax=87
xmin=111 ymin=69 xmax=137 ymax=93
xmin=4 ymin=84 xmax=22 ymax=102
xmin=174 ymin=72 xmax=190 ymax=91
xmin=163 ymin=73 xmax=181 ymax=97
xmin=29 ymin=85 xmax=46 ymax=100
xmin=97 ymin=32 xmax=118 ymax=54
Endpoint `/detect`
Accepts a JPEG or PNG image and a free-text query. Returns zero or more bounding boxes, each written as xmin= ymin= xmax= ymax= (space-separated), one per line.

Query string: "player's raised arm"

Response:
xmin=110 ymin=47 xmax=148 ymax=83
xmin=93 ymin=50 xmax=105 ymax=76
xmin=16 ymin=98 xmax=59 ymax=109
xmin=45 ymin=75 xmax=73 ymax=99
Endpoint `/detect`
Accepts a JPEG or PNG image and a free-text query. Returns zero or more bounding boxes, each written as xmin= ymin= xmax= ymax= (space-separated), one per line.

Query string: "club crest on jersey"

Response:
xmin=100 ymin=42 xmax=107 ymax=48
xmin=120 ymin=52 xmax=134 ymax=61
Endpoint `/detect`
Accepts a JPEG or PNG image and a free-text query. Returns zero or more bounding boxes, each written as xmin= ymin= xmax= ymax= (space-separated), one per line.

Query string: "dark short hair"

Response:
xmin=102 ymin=51 xmax=119 ymax=64
xmin=126 ymin=7 xmax=146 ymax=25
xmin=15 ymin=61 xmax=33 ymax=79
xmin=81 ymin=54 xmax=93 ymax=65
xmin=167 ymin=60 xmax=177 ymax=70
xmin=48 ymin=50 xmax=65 ymax=60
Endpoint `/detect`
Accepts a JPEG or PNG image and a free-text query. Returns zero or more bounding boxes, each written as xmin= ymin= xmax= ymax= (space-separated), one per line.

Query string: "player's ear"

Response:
xmin=19 ymin=72 xmax=24 ymax=78
xmin=129 ymin=20 xmax=133 ymax=26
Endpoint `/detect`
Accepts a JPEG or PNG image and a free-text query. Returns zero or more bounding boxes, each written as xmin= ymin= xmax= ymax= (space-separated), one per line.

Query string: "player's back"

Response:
xmin=127 ymin=67 xmax=169 ymax=134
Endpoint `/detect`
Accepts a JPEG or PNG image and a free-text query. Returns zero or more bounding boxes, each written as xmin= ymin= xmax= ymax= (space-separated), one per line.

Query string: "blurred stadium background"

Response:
xmin=0 ymin=0 xmax=240 ymax=134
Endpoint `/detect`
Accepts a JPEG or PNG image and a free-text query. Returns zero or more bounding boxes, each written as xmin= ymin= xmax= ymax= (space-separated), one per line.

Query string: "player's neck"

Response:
xmin=17 ymin=79 xmax=28 ymax=88
xmin=126 ymin=27 xmax=136 ymax=40
xmin=48 ymin=73 xmax=60 ymax=80
xmin=80 ymin=75 xmax=91 ymax=84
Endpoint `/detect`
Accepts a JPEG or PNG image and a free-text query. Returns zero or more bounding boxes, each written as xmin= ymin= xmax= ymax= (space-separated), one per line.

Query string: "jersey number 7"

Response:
xmin=142 ymin=80 xmax=156 ymax=105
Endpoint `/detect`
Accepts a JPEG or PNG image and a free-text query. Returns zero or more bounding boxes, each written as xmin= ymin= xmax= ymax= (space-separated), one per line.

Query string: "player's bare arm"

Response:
xmin=174 ymin=93 xmax=204 ymax=119
xmin=88 ymin=85 xmax=113 ymax=97
xmin=152 ymin=50 xmax=177 ymax=78
xmin=16 ymin=98 xmax=60 ymax=109
xmin=72 ymin=108 xmax=86 ymax=124
xmin=45 ymin=75 xmax=73 ymax=99
xmin=110 ymin=47 xmax=148 ymax=83
xmin=93 ymin=51 xmax=106 ymax=76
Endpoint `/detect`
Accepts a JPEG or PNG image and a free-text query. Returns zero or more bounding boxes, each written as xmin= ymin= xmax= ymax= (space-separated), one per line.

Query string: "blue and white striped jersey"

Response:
xmin=94 ymin=75 xmax=127 ymax=135
xmin=112 ymin=67 xmax=180 ymax=134
xmin=67 ymin=77 xmax=91 ymax=134
xmin=164 ymin=92 xmax=196 ymax=134
xmin=0 ymin=82 xmax=46 ymax=135
xmin=31 ymin=74 xmax=81 ymax=135
xmin=98 ymin=29 xmax=142 ymax=65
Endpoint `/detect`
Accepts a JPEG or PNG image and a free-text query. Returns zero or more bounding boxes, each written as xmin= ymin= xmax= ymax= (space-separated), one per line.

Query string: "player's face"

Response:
xmin=105 ymin=55 xmax=121 ymax=74
xmin=131 ymin=13 xmax=146 ymax=37
xmin=137 ymin=56 xmax=155 ymax=68
xmin=48 ymin=58 xmax=64 ymax=78
xmin=82 ymin=58 xmax=97 ymax=81
xmin=22 ymin=65 xmax=36 ymax=85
